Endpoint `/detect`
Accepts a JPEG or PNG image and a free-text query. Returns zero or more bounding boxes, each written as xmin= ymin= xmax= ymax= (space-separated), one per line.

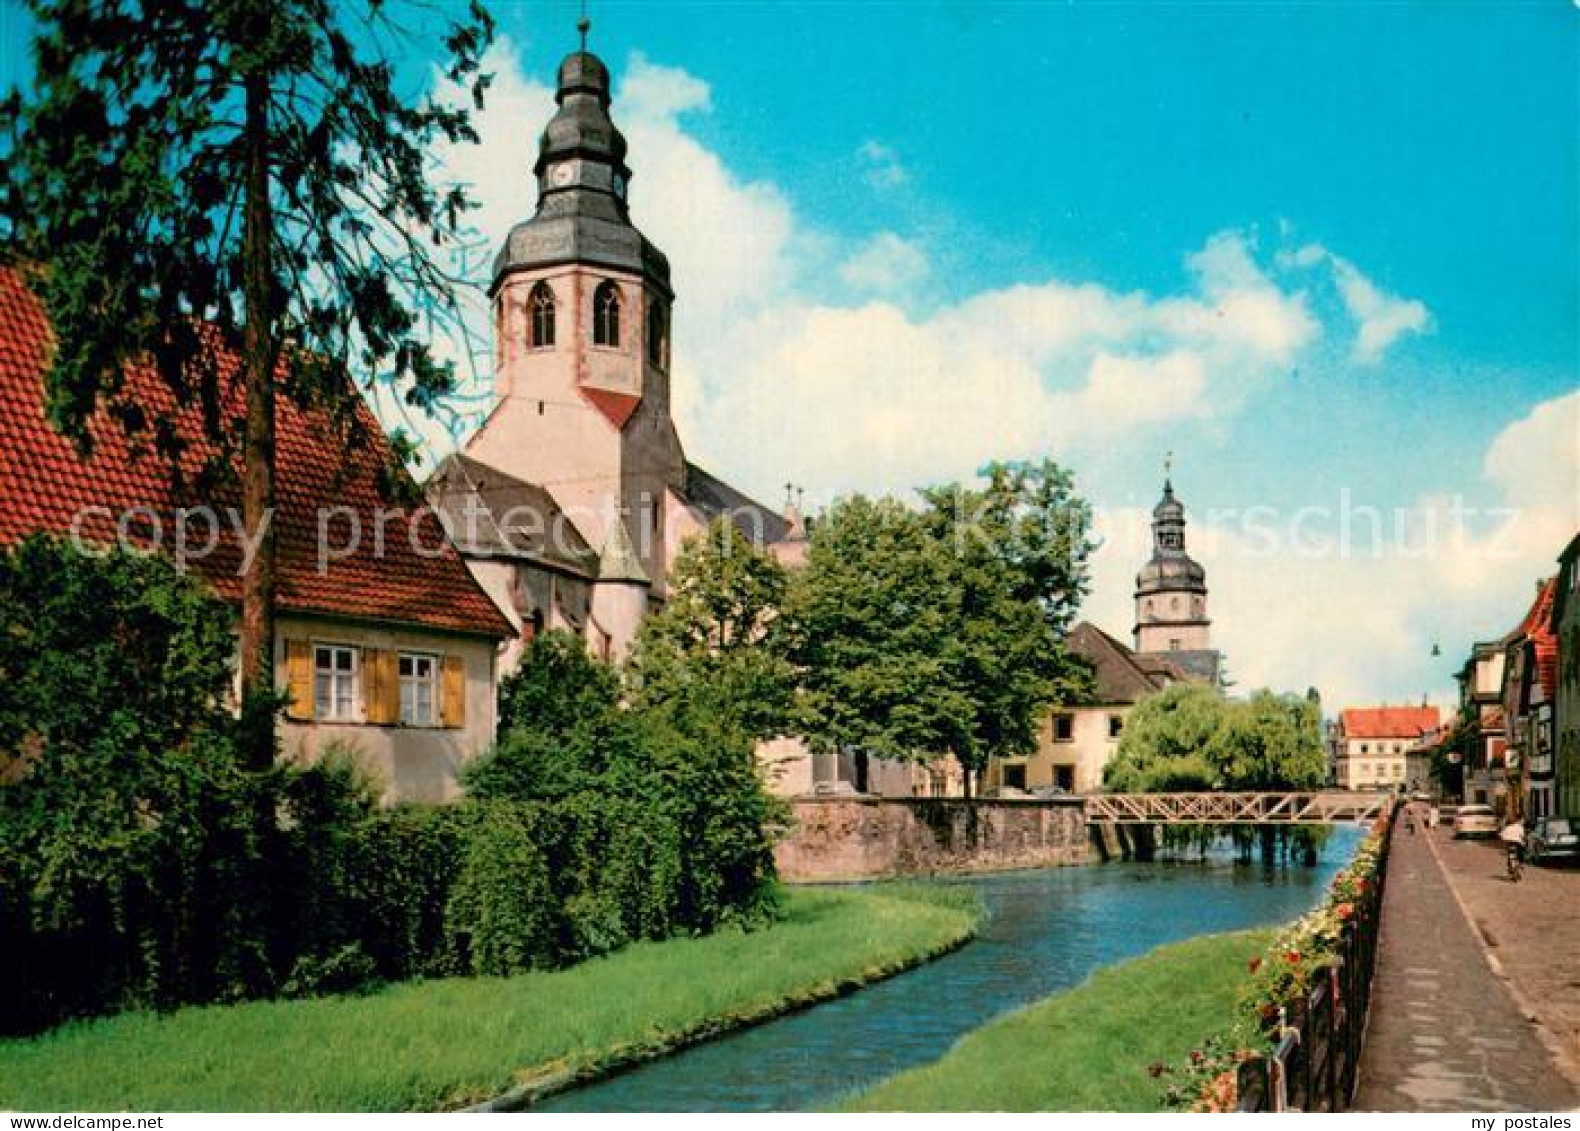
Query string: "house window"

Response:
xmin=1053 ymin=713 xmax=1074 ymax=742
xmin=1055 ymin=766 xmax=1075 ymax=791
xmin=1169 ymin=638 xmax=1181 ymax=651
xmin=399 ymin=653 xmax=438 ymax=726
xmin=594 ymin=281 xmax=621 ymax=347
xmin=647 ymin=300 xmax=667 ymax=367
xmin=1003 ymin=764 xmax=1027 ymax=791
xmin=314 ymin=644 xmax=359 ymax=721
xmin=530 ymin=282 xmax=556 ymax=348
xmin=1108 ymin=714 xmax=1124 ymax=739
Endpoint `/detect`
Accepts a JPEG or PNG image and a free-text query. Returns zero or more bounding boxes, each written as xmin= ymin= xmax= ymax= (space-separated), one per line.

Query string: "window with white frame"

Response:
xmin=314 ymin=644 xmax=359 ymax=721
xmin=399 ymin=652 xmax=438 ymax=726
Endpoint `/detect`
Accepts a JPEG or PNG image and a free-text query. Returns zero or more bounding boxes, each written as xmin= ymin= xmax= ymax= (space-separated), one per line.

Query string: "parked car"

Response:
xmin=1452 ymin=804 xmax=1498 ymax=839
xmin=1527 ymin=817 xmax=1580 ymax=865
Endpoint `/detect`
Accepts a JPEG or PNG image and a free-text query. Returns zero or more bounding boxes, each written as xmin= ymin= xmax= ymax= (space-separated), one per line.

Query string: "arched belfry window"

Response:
xmin=647 ymin=300 xmax=667 ymax=367
xmin=594 ymin=281 xmax=621 ymax=347
xmin=529 ymin=282 xmax=556 ymax=349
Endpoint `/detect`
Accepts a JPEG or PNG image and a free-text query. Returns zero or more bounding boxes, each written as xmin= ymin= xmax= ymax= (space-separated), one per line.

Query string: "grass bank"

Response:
xmin=0 ymin=884 xmax=980 ymax=1112
xmin=840 ymin=927 xmax=1273 ymax=1112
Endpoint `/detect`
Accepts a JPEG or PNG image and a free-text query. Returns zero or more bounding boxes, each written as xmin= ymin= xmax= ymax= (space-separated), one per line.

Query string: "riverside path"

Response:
xmin=1353 ymin=812 xmax=1579 ymax=1111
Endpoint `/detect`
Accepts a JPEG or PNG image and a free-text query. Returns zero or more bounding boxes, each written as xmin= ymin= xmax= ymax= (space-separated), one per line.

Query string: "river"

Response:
xmin=539 ymin=824 xmax=1363 ymax=1112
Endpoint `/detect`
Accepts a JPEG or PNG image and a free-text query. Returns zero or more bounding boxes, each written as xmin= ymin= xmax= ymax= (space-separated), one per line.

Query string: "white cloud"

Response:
xmin=425 ymin=47 xmax=1331 ymax=497
xmin=837 ymin=232 xmax=931 ymax=296
xmin=432 ymin=38 xmax=555 ymax=266
xmin=1284 ymin=242 xmax=1432 ymax=364
xmin=1084 ymin=392 xmax=1578 ymax=707
xmin=615 ymin=60 xmax=800 ymax=364
xmin=619 ymin=53 xmax=712 ymax=118
xmin=1075 ymin=351 xmax=1209 ymax=431
xmin=858 ymin=141 xmax=908 ymax=188
xmin=685 ymin=230 xmax=1318 ymax=500
xmin=1482 ymin=390 xmax=1580 ymax=516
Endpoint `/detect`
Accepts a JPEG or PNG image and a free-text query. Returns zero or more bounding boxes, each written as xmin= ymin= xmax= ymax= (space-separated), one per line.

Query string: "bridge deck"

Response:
xmin=1084 ymin=791 xmax=1389 ymax=825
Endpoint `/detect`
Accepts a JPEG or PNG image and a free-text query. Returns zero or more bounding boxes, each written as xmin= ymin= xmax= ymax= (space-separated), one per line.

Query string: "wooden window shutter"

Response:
xmin=364 ymin=649 xmax=398 ymax=725
xmin=441 ymin=654 xmax=466 ymax=729
xmin=284 ymin=639 xmax=314 ymax=721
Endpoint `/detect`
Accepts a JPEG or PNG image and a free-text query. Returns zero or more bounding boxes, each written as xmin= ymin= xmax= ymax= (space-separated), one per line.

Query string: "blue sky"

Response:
xmin=2 ymin=0 xmax=1575 ymax=708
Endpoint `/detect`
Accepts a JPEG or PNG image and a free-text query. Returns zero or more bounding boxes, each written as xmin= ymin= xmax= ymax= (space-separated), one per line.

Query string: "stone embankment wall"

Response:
xmin=774 ymin=797 xmax=1090 ymax=882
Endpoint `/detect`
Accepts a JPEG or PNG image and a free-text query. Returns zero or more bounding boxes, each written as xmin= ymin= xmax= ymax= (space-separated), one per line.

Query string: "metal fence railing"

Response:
xmin=1235 ymin=813 xmax=1393 ymax=1112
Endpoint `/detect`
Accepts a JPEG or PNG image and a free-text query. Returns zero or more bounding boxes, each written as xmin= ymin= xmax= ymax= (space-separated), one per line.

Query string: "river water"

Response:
xmin=540 ymin=825 xmax=1363 ymax=1112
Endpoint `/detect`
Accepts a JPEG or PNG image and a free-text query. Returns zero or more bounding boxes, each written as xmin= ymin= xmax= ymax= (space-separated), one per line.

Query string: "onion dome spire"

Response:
xmin=491 ymin=19 xmax=671 ymax=296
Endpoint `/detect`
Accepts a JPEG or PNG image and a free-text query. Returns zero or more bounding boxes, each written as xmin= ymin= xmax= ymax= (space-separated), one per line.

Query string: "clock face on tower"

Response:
xmin=552 ymin=162 xmax=575 ymax=186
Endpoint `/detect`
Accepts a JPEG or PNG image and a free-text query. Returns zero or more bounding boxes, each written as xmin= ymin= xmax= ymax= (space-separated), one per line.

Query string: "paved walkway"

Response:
xmin=1353 ymin=815 xmax=1579 ymax=1112
xmin=1433 ymin=824 xmax=1580 ymax=1078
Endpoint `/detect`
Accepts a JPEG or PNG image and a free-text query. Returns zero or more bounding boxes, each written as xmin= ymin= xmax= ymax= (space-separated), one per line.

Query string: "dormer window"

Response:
xmin=530 ymin=282 xmax=556 ymax=349
xmin=647 ymin=300 xmax=667 ymax=367
xmin=594 ymin=281 xmax=621 ymax=347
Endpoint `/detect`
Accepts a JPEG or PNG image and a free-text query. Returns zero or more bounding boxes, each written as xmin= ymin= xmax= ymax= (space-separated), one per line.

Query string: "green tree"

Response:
xmin=467 ymin=628 xmax=628 ymax=803
xmin=1 ymin=0 xmax=495 ymax=768
xmin=1103 ymin=683 xmax=1226 ymax=793
xmin=921 ymin=459 xmax=1095 ymax=792
xmin=627 ymin=518 xmax=795 ymax=743
xmin=782 ymin=495 xmax=974 ymax=791
xmin=0 ymin=538 xmax=255 ymax=1028
xmin=1105 ymin=685 xmax=1327 ymax=794
xmin=950 ymin=459 xmax=1096 ymax=635
xmin=1104 ymin=684 xmax=1331 ymax=862
xmin=1209 ymin=690 xmax=1327 ymax=791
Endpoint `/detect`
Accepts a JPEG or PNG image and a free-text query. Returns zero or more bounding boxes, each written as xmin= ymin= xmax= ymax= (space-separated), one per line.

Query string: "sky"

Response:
xmin=2 ymin=0 xmax=1576 ymax=711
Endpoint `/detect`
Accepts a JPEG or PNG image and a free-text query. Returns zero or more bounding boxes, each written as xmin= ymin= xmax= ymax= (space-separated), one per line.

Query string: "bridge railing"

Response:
xmin=1234 ymin=804 xmax=1394 ymax=1112
xmin=1086 ymin=791 xmax=1390 ymax=826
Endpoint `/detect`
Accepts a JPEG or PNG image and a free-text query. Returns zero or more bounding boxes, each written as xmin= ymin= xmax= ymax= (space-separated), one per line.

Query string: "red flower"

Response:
xmin=1285 ymin=950 xmax=1301 ymax=964
xmin=1336 ymin=902 xmax=1354 ymax=920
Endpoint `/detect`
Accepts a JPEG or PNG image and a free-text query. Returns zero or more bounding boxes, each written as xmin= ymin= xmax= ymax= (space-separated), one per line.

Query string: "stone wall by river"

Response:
xmin=774 ymin=796 xmax=1090 ymax=881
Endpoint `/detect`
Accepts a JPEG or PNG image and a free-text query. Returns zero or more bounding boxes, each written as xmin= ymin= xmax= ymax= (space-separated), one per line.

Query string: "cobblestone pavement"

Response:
xmin=1431 ymin=823 xmax=1580 ymax=1088
xmin=1353 ymin=813 xmax=1579 ymax=1112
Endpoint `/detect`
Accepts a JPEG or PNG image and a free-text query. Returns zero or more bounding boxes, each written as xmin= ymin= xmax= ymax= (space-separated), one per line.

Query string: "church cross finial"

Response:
xmin=1164 ymin=451 xmax=1173 ymax=480
xmin=578 ymin=1 xmax=591 ymax=51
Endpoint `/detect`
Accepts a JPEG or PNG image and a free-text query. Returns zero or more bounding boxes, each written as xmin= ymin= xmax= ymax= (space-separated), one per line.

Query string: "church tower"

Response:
xmin=435 ymin=25 xmax=791 ymax=668
xmin=464 ymin=31 xmax=684 ymax=587
xmin=1133 ymin=477 xmax=1212 ymax=658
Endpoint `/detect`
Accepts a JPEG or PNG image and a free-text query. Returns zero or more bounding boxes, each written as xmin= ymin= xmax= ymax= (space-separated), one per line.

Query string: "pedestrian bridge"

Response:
xmin=1085 ymin=791 xmax=1391 ymax=826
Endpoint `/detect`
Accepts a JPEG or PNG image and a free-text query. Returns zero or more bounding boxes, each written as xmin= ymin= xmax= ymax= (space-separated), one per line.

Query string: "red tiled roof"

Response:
xmin=1514 ymin=576 xmax=1558 ymax=701
xmin=0 ymin=267 xmax=511 ymax=638
xmin=1339 ymin=705 xmax=1441 ymax=740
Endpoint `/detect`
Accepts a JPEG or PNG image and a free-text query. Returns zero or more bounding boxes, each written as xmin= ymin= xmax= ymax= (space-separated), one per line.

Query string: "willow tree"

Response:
xmin=0 ymin=0 xmax=494 ymax=767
